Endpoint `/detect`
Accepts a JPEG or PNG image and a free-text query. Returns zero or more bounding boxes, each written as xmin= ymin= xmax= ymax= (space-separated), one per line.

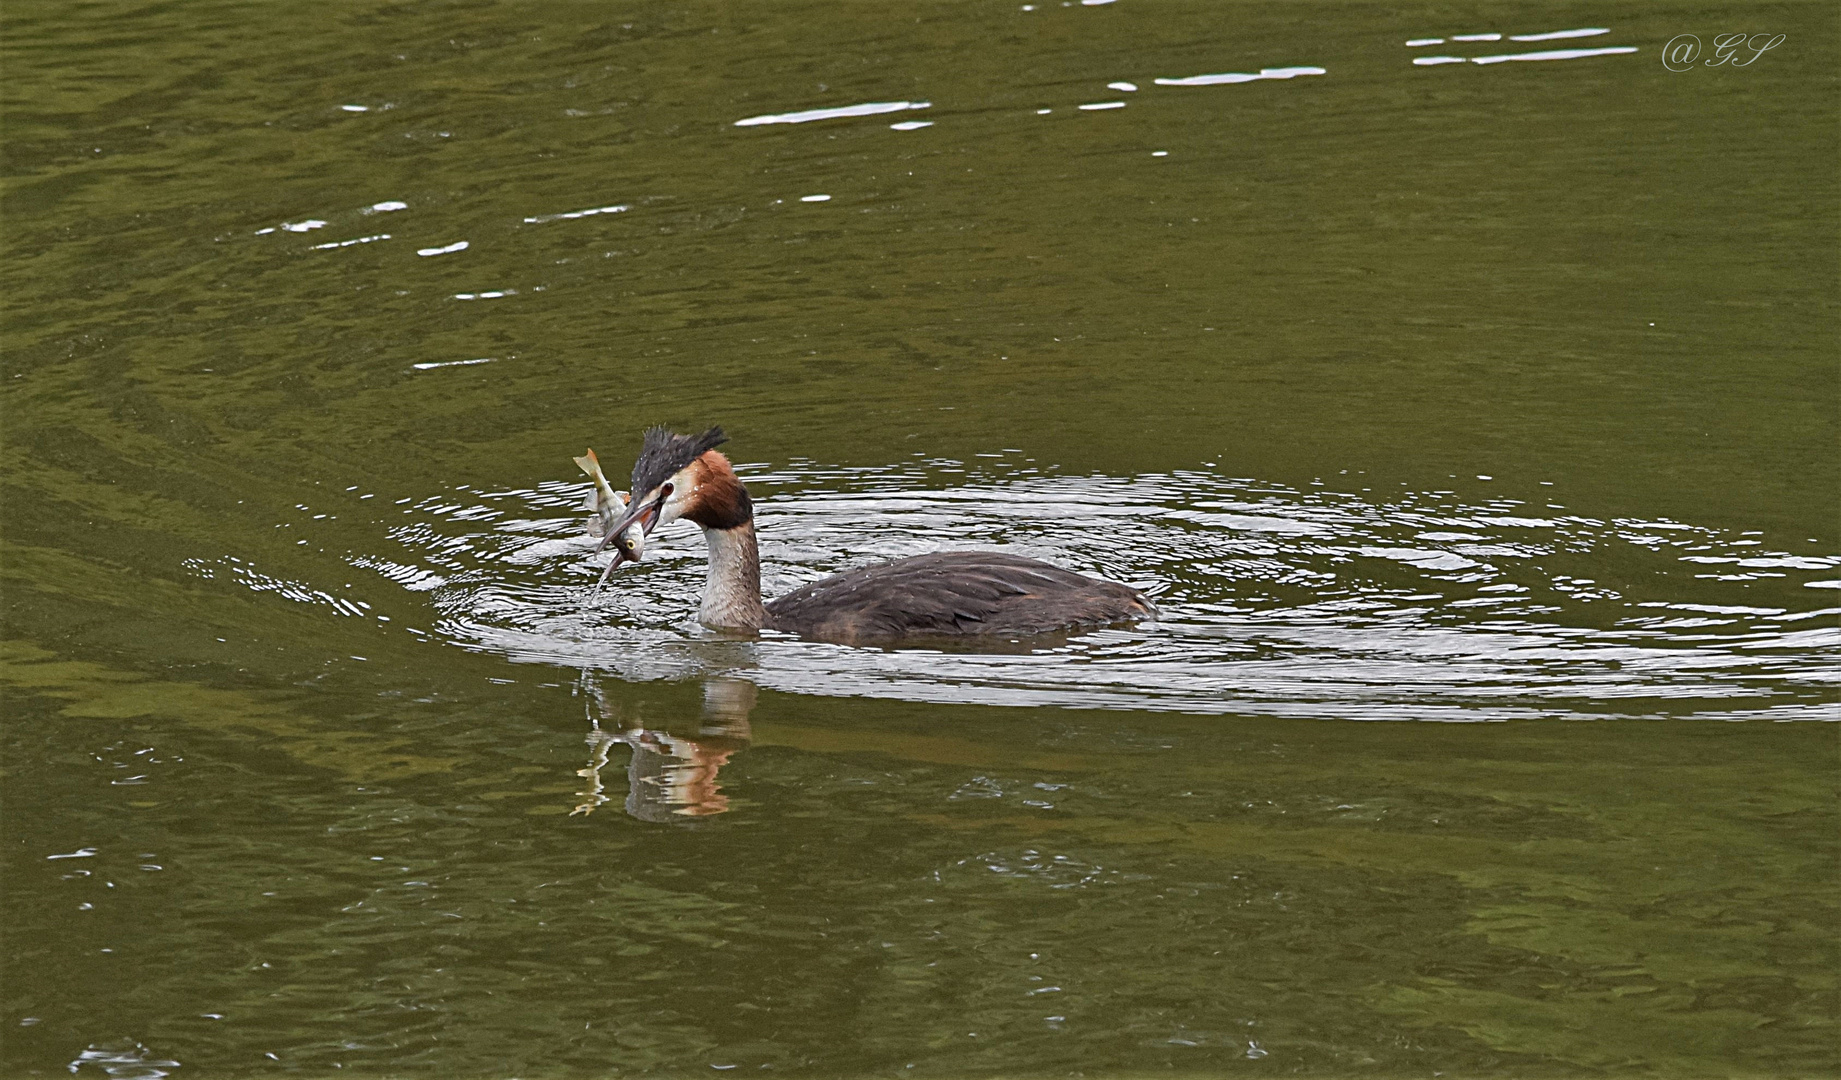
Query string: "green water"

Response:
xmin=2 ymin=1 xmax=1836 ymax=1076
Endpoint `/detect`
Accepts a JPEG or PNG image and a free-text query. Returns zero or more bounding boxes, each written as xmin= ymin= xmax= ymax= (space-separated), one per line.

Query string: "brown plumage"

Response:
xmin=764 ymin=550 xmax=1155 ymax=645
xmin=596 ymin=427 xmax=1157 ymax=645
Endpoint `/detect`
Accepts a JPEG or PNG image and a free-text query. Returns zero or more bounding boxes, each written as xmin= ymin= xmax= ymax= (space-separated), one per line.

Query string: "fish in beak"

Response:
xmin=578 ymin=426 xmax=728 ymax=586
xmin=594 ymin=482 xmax=670 ymax=554
xmin=576 ymin=449 xmax=650 ymax=587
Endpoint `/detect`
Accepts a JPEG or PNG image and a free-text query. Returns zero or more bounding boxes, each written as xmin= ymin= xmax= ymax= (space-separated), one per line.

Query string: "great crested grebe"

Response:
xmin=589 ymin=426 xmax=1155 ymax=645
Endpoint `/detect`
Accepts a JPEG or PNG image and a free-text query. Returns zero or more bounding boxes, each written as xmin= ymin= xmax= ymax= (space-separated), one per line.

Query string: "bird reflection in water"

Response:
xmin=571 ymin=677 xmax=755 ymax=821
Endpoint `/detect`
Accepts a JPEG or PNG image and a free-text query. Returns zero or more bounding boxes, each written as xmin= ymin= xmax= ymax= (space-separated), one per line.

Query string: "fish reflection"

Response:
xmin=572 ymin=678 xmax=755 ymax=822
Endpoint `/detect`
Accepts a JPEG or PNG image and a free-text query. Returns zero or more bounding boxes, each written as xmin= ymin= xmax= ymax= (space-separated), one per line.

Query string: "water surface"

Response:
xmin=2 ymin=1 xmax=1836 ymax=1076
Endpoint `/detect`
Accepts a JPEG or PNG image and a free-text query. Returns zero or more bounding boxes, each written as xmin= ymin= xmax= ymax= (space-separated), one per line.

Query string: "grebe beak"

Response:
xmin=592 ymin=487 xmax=666 ymax=555
xmin=593 ymin=510 xmax=649 ymax=588
xmin=594 ymin=543 xmax=631 ymax=590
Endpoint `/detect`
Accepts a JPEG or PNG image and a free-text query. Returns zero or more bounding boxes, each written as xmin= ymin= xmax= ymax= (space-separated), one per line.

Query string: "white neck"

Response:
xmin=698 ymin=521 xmax=767 ymax=631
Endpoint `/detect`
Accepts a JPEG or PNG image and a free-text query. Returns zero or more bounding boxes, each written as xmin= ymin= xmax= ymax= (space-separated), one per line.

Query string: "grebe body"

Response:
xmin=767 ymin=550 xmax=1152 ymax=644
xmin=592 ymin=427 xmax=1155 ymax=645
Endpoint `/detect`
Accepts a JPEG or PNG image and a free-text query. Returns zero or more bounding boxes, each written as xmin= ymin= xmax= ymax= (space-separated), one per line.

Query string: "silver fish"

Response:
xmin=574 ymin=448 xmax=644 ymax=588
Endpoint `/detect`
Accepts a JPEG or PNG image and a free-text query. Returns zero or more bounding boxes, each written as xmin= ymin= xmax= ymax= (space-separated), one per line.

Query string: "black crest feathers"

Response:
xmin=630 ymin=425 xmax=728 ymax=495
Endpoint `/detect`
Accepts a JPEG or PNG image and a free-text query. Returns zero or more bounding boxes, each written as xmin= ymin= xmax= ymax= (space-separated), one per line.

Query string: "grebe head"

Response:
xmin=599 ymin=426 xmax=752 ymax=560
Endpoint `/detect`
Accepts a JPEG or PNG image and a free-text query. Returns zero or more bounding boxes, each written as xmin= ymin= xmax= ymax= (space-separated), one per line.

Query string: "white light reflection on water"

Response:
xmin=522 ymin=204 xmax=627 ymax=224
xmin=68 ymin=1041 xmax=181 ymax=1079
xmin=1408 ymin=28 xmax=1608 ymax=47
xmin=309 ymin=233 xmax=390 ymax=250
xmin=1415 ymin=46 xmax=1636 ymax=67
xmin=1513 ymin=28 xmax=1610 ymax=42
xmin=735 ymin=101 xmax=930 ymax=127
xmin=1153 ymin=67 xmax=1326 ymax=87
xmin=409 ymin=357 xmax=494 ymax=370
xmin=1472 ymin=46 xmax=1637 ymax=64
xmin=257 ymin=219 xmax=325 ymax=235
xmin=326 ymin=464 xmax=1840 ymax=722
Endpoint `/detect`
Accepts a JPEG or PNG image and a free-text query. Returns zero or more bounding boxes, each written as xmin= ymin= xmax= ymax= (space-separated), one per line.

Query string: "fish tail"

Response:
xmin=574 ymin=449 xmax=606 ymax=482
xmin=576 ymin=448 xmax=621 ymax=505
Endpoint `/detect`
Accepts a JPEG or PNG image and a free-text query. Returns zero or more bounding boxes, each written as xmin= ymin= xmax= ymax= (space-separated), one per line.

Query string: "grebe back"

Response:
xmin=592 ymin=426 xmax=1155 ymax=645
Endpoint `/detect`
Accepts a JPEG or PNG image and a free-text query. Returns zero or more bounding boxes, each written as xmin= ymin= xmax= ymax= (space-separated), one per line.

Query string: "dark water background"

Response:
xmin=2 ymin=1 xmax=1836 ymax=1076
